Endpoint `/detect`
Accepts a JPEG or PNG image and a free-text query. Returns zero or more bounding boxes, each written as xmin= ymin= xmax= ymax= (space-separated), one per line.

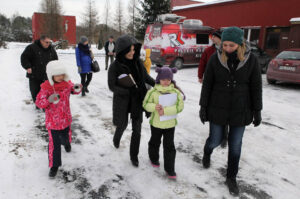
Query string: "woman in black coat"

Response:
xmin=199 ymin=27 xmax=262 ymax=196
xmin=108 ymin=35 xmax=155 ymax=167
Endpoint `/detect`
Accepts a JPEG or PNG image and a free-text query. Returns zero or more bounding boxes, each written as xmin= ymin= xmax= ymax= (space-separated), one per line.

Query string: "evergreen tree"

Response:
xmin=11 ymin=15 xmax=32 ymax=42
xmin=136 ymin=0 xmax=171 ymax=40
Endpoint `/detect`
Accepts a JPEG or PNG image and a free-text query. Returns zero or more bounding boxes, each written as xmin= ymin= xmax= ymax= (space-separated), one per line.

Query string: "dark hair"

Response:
xmin=40 ymin=35 xmax=50 ymax=40
xmin=109 ymin=35 xmax=114 ymax=39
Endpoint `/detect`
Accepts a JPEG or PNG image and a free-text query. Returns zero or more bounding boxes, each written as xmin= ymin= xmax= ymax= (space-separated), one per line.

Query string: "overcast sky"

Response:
xmin=0 ymin=0 xmax=216 ymax=24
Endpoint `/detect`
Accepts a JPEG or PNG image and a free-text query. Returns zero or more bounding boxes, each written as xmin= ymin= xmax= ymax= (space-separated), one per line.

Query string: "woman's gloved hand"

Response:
xmin=253 ymin=111 xmax=262 ymax=127
xmin=199 ymin=106 xmax=208 ymax=124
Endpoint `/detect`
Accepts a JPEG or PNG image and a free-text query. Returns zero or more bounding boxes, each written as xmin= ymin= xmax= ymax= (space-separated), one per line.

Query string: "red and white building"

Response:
xmin=172 ymin=0 xmax=300 ymax=57
xmin=32 ymin=12 xmax=76 ymax=45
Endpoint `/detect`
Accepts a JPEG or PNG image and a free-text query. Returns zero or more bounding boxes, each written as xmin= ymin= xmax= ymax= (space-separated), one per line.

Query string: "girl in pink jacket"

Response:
xmin=36 ymin=60 xmax=82 ymax=178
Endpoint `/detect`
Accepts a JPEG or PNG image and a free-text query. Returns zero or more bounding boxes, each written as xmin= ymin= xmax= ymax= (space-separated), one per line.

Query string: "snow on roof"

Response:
xmin=172 ymin=0 xmax=236 ymax=11
xmin=290 ymin=17 xmax=300 ymax=22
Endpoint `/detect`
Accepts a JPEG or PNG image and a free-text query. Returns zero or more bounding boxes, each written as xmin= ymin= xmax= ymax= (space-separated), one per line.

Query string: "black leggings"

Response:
xmin=80 ymin=73 xmax=93 ymax=87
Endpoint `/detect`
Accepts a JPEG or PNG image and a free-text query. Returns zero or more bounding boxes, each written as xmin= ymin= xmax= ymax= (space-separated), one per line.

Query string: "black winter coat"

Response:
xmin=21 ymin=40 xmax=58 ymax=80
xmin=108 ymin=35 xmax=155 ymax=127
xmin=200 ymin=43 xmax=262 ymax=126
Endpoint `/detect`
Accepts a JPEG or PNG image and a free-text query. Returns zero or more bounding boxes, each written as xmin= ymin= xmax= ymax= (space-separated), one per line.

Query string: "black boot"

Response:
xmin=202 ymin=153 xmax=211 ymax=168
xmin=226 ymin=178 xmax=239 ymax=196
xmin=49 ymin=167 xmax=58 ymax=178
xmin=85 ymin=87 xmax=89 ymax=93
xmin=82 ymin=87 xmax=86 ymax=96
xmin=131 ymin=158 xmax=139 ymax=167
xmin=113 ymin=138 xmax=120 ymax=149
xmin=64 ymin=144 xmax=71 ymax=152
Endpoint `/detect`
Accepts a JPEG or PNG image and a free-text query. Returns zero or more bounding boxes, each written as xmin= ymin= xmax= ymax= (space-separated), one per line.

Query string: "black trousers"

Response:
xmin=29 ymin=78 xmax=45 ymax=102
xmin=49 ymin=127 xmax=70 ymax=168
xmin=113 ymin=117 xmax=142 ymax=161
xmin=148 ymin=126 xmax=176 ymax=173
xmin=80 ymin=73 xmax=93 ymax=88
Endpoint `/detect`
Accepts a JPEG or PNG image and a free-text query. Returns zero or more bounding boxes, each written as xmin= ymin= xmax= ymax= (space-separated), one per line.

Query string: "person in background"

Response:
xmin=108 ymin=34 xmax=155 ymax=167
xmin=21 ymin=35 xmax=58 ymax=109
xmin=105 ymin=35 xmax=116 ymax=70
xmin=75 ymin=36 xmax=93 ymax=96
xmin=199 ymin=27 xmax=262 ymax=196
xmin=198 ymin=30 xmax=222 ymax=83
xmin=35 ymin=60 xmax=82 ymax=178
xmin=143 ymin=66 xmax=184 ymax=179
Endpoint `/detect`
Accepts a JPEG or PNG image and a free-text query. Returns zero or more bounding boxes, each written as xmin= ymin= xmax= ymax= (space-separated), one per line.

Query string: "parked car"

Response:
xmin=250 ymin=45 xmax=272 ymax=73
xmin=144 ymin=14 xmax=213 ymax=69
xmin=266 ymin=49 xmax=300 ymax=84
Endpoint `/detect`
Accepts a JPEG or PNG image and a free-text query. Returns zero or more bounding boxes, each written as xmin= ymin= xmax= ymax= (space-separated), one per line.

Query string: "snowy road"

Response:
xmin=0 ymin=43 xmax=300 ymax=199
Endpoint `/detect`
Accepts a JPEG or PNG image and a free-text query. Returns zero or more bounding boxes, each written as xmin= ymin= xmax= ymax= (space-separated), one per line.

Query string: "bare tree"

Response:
xmin=127 ymin=0 xmax=138 ymax=37
xmin=114 ymin=0 xmax=125 ymax=36
xmin=40 ymin=0 xmax=63 ymax=39
xmin=81 ymin=0 xmax=99 ymax=43
xmin=104 ymin=0 xmax=110 ymax=35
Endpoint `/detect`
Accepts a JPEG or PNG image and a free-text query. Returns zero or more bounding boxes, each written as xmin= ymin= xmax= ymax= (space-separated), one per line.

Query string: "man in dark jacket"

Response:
xmin=21 ymin=35 xmax=58 ymax=106
xmin=198 ymin=30 xmax=222 ymax=83
xmin=108 ymin=34 xmax=155 ymax=167
xmin=199 ymin=27 xmax=262 ymax=196
xmin=104 ymin=36 xmax=116 ymax=70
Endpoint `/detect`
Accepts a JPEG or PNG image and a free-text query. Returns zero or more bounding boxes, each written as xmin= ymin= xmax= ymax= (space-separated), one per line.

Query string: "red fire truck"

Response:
xmin=144 ymin=14 xmax=213 ymax=69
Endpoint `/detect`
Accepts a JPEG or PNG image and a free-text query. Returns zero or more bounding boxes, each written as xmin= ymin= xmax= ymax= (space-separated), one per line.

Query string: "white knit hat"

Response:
xmin=46 ymin=60 xmax=70 ymax=85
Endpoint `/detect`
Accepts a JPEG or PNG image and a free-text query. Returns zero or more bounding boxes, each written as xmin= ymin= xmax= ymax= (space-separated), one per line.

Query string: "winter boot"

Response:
xmin=166 ymin=171 xmax=177 ymax=180
xmin=225 ymin=178 xmax=240 ymax=196
xmin=85 ymin=87 xmax=89 ymax=93
xmin=82 ymin=87 xmax=86 ymax=96
xmin=131 ymin=158 xmax=139 ymax=167
xmin=49 ymin=167 xmax=58 ymax=178
xmin=113 ymin=137 xmax=120 ymax=149
xmin=64 ymin=144 xmax=71 ymax=152
xmin=151 ymin=161 xmax=160 ymax=168
xmin=202 ymin=153 xmax=211 ymax=168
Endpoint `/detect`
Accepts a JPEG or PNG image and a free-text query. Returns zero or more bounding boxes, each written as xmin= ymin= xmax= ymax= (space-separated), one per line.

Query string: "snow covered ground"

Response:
xmin=0 ymin=42 xmax=300 ymax=199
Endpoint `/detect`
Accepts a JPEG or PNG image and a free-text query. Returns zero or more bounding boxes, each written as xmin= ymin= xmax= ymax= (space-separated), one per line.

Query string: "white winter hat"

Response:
xmin=46 ymin=60 xmax=70 ymax=85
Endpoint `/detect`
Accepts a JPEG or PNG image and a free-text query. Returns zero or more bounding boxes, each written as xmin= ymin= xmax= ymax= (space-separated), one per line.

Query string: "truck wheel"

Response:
xmin=267 ymin=77 xmax=276 ymax=84
xmin=171 ymin=58 xmax=183 ymax=69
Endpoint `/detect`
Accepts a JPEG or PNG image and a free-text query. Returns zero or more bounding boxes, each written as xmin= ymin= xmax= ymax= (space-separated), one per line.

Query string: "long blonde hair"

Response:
xmin=221 ymin=42 xmax=246 ymax=63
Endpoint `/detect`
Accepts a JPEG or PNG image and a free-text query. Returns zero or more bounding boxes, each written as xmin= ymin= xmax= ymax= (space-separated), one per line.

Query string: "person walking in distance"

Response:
xmin=105 ymin=36 xmax=116 ymax=70
xmin=75 ymin=36 xmax=94 ymax=96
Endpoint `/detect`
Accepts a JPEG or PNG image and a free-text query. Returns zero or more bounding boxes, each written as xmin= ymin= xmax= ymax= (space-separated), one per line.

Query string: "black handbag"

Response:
xmin=91 ymin=59 xmax=100 ymax=72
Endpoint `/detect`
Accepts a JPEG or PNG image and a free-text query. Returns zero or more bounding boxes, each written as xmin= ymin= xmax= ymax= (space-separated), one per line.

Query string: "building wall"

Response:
xmin=32 ymin=13 xmax=76 ymax=45
xmin=173 ymin=0 xmax=300 ymax=56
xmin=171 ymin=0 xmax=202 ymax=9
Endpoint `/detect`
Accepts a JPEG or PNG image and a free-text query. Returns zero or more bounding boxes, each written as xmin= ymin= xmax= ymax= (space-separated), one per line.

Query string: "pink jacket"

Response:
xmin=36 ymin=80 xmax=81 ymax=130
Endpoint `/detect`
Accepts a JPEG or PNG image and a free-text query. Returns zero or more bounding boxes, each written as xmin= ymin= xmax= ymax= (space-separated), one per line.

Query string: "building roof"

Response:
xmin=172 ymin=0 xmax=236 ymax=11
xmin=171 ymin=0 xmax=203 ymax=9
xmin=290 ymin=17 xmax=300 ymax=22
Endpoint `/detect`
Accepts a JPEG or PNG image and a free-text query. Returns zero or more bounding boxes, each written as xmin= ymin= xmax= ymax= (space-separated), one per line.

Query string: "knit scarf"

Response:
xmin=78 ymin=43 xmax=90 ymax=55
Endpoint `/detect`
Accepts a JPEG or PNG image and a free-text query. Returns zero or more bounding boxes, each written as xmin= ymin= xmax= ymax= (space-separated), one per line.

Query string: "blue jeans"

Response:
xmin=204 ymin=122 xmax=245 ymax=179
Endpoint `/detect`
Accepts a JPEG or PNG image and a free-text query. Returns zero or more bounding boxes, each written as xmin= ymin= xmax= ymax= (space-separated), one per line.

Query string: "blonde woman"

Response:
xmin=199 ymin=27 xmax=262 ymax=196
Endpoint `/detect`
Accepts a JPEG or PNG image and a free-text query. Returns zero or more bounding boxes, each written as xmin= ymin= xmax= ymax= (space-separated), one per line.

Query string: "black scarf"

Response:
xmin=226 ymin=51 xmax=240 ymax=72
xmin=78 ymin=43 xmax=90 ymax=55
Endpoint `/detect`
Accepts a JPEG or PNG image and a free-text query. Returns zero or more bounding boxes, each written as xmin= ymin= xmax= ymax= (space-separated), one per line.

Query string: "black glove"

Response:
xmin=253 ymin=111 xmax=262 ymax=127
xmin=199 ymin=107 xmax=208 ymax=124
